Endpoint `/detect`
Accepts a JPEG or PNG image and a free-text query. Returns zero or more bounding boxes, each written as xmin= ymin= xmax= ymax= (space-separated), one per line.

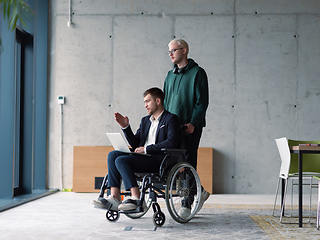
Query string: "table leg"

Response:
xmin=317 ymin=182 xmax=320 ymax=230
xmin=298 ymin=151 xmax=303 ymax=227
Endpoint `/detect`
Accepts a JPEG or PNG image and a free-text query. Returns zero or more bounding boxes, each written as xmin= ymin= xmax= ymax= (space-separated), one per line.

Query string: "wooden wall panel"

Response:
xmin=73 ymin=146 xmax=213 ymax=193
xmin=73 ymin=146 xmax=113 ymax=192
xmin=197 ymin=147 xmax=214 ymax=194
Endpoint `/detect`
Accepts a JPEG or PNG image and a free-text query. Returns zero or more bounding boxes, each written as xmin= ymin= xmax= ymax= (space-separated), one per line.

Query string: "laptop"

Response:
xmin=106 ymin=133 xmax=150 ymax=156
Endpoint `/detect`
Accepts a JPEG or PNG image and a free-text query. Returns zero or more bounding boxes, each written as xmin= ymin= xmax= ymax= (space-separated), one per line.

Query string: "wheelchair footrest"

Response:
xmin=119 ymin=206 xmax=144 ymax=214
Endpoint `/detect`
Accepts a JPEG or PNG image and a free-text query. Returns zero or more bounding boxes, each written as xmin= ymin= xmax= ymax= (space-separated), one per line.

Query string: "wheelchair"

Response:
xmin=97 ymin=148 xmax=202 ymax=227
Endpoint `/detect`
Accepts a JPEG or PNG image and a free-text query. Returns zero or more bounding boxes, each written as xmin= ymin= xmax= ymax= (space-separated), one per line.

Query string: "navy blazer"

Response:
xmin=122 ymin=110 xmax=180 ymax=161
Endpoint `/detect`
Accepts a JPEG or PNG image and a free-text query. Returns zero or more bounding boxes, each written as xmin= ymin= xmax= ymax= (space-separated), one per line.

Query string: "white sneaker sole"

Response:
xmin=91 ymin=200 xmax=107 ymax=209
xmin=118 ymin=203 xmax=139 ymax=211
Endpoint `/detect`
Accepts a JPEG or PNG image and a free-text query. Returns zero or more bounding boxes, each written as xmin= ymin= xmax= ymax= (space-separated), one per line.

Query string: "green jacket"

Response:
xmin=163 ymin=59 xmax=209 ymax=128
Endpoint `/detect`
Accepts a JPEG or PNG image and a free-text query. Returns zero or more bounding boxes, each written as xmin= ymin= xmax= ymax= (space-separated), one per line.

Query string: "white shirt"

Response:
xmin=144 ymin=111 xmax=164 ymax=153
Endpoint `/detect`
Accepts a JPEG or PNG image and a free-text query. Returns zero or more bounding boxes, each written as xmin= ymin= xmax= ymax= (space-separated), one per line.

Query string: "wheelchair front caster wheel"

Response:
xmin=106 ymin=210 xmax=120 ymax=222
xmin=152 ymin=211 xmax=165 ymax=227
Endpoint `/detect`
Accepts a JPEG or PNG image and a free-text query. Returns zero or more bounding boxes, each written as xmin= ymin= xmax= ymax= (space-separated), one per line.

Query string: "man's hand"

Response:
xmin=184 ymin=123 xmax=195 ymax=134
xmin=134 ymin=147 xmax=145 ymax=154
xmin=114 ymin=112 xmax=129 ymax=128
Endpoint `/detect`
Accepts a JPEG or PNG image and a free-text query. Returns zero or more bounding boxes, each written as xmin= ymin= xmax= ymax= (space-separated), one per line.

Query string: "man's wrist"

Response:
xmin=121 ymin=124 xmax=129 ymax=129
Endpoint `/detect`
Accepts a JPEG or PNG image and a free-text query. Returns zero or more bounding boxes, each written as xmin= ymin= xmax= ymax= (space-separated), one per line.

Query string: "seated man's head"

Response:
xmin=143 ymin=87 xmax=164 ymax=116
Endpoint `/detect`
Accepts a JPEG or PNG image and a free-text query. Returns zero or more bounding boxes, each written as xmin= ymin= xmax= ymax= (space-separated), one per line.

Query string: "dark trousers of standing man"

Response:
xmin=180 ymin=126 xmax=203 ymax=170
xmin=180 ymin=126 xmax=203 ymax=209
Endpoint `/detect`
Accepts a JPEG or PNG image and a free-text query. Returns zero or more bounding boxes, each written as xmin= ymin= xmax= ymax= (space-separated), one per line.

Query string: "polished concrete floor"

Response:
xmin=0 ymin=192 xmax=319 ymax=239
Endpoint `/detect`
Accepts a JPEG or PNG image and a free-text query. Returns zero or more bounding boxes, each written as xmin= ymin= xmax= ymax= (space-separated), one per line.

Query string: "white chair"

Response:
xmin=272 ymin=137 xmax=319 ymax=222
xmin=273 ymin=137 xmax=293 ymax=222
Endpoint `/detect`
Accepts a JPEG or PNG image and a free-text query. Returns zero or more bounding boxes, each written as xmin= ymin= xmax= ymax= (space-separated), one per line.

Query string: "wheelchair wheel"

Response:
xmin=152 ymin=211 xmax=165 ymax=227
xmin=106 ymin=210 xmax=120 ymax=222
xmin=165 ymin=162 xmax=201 ymax=223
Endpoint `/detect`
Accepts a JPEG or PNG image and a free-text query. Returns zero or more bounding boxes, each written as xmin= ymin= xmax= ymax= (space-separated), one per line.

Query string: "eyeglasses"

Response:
xmin=168 ymin=48 xmax=183 ymax=55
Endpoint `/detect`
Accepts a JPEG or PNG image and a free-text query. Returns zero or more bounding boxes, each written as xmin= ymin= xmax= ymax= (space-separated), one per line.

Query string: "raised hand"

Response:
xmin=114 ymin=112 xmax=129 ymax=128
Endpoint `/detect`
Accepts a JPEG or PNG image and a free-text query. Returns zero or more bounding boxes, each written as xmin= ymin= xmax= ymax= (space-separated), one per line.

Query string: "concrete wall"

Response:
xmin=48 ymin=0 xmax=320 ymax=193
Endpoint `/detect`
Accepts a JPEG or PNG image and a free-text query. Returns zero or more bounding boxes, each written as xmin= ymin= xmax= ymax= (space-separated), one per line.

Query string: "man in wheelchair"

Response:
xmin=92 ymin=87 xmax=180 ymax=211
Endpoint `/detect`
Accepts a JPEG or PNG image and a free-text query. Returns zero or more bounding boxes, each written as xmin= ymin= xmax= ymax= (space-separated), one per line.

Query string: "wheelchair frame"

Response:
xmin=97 ymin=149 xmax=202 ymax=227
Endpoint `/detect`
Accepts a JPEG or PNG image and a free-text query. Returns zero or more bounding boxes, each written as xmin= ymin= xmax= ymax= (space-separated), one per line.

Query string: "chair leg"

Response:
xmin=280 ymin=179 xmax=288 ymax=222
xmin=272 ymin=178 xmax=281 ymax=217
xmin=309 ymin=177 xmax=313 ymax=223
xmin=290 ymin=178 xmax=293 ymax=217
xmin=317 ymin=182 xmax=320 ymax=230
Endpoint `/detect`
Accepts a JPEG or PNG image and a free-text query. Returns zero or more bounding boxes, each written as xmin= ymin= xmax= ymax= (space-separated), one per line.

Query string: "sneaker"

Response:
xmin=91 ymin=195 xmax=121 ymax=211
xmin=179 ymin=207 xmax=191 ymax=219
xmin=195 ymin=189 xmax=210 ymax=214
xmin=118 ymin=196 xmax=146 ymax=211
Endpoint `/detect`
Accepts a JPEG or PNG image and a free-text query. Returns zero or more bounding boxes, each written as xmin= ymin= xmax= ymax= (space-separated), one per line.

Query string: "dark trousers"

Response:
xmin=106 ymin=150 xmax=161 ymax=191
xmin=180 ymin=127 xmax=204 ymax=207
xmin=180 ymin=127 xmax=203 ymax=170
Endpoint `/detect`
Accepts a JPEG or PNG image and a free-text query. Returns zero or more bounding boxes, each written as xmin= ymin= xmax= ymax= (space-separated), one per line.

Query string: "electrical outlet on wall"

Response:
xmin=57 ymin=95 xmax=65 ymax=105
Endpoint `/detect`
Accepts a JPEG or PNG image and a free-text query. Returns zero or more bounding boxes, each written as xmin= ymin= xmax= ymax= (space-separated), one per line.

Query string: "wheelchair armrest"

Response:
xmin=159 ymin=148 xmax=186 ymax=180
xmin=161 ymin=148 xmax=186 ymax=154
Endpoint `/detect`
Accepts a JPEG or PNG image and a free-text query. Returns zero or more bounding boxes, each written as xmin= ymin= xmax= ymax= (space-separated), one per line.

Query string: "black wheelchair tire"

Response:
xmin=165 ymin=162 xmax=201 ymax=223
xmin=152 ymin=211 xmax=166 ymax=227
xmin=106 ymin=210 xmax=120 ymax=222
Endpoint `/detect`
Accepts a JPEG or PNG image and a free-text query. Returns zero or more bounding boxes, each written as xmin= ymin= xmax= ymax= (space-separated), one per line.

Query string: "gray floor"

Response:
xmin=0 ymin=192 xmax=319 ymax=240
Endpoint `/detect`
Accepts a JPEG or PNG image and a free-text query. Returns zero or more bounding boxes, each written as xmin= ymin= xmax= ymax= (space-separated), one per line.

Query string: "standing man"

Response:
xmin=163 ymin=39 xmax=209 ymax=216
